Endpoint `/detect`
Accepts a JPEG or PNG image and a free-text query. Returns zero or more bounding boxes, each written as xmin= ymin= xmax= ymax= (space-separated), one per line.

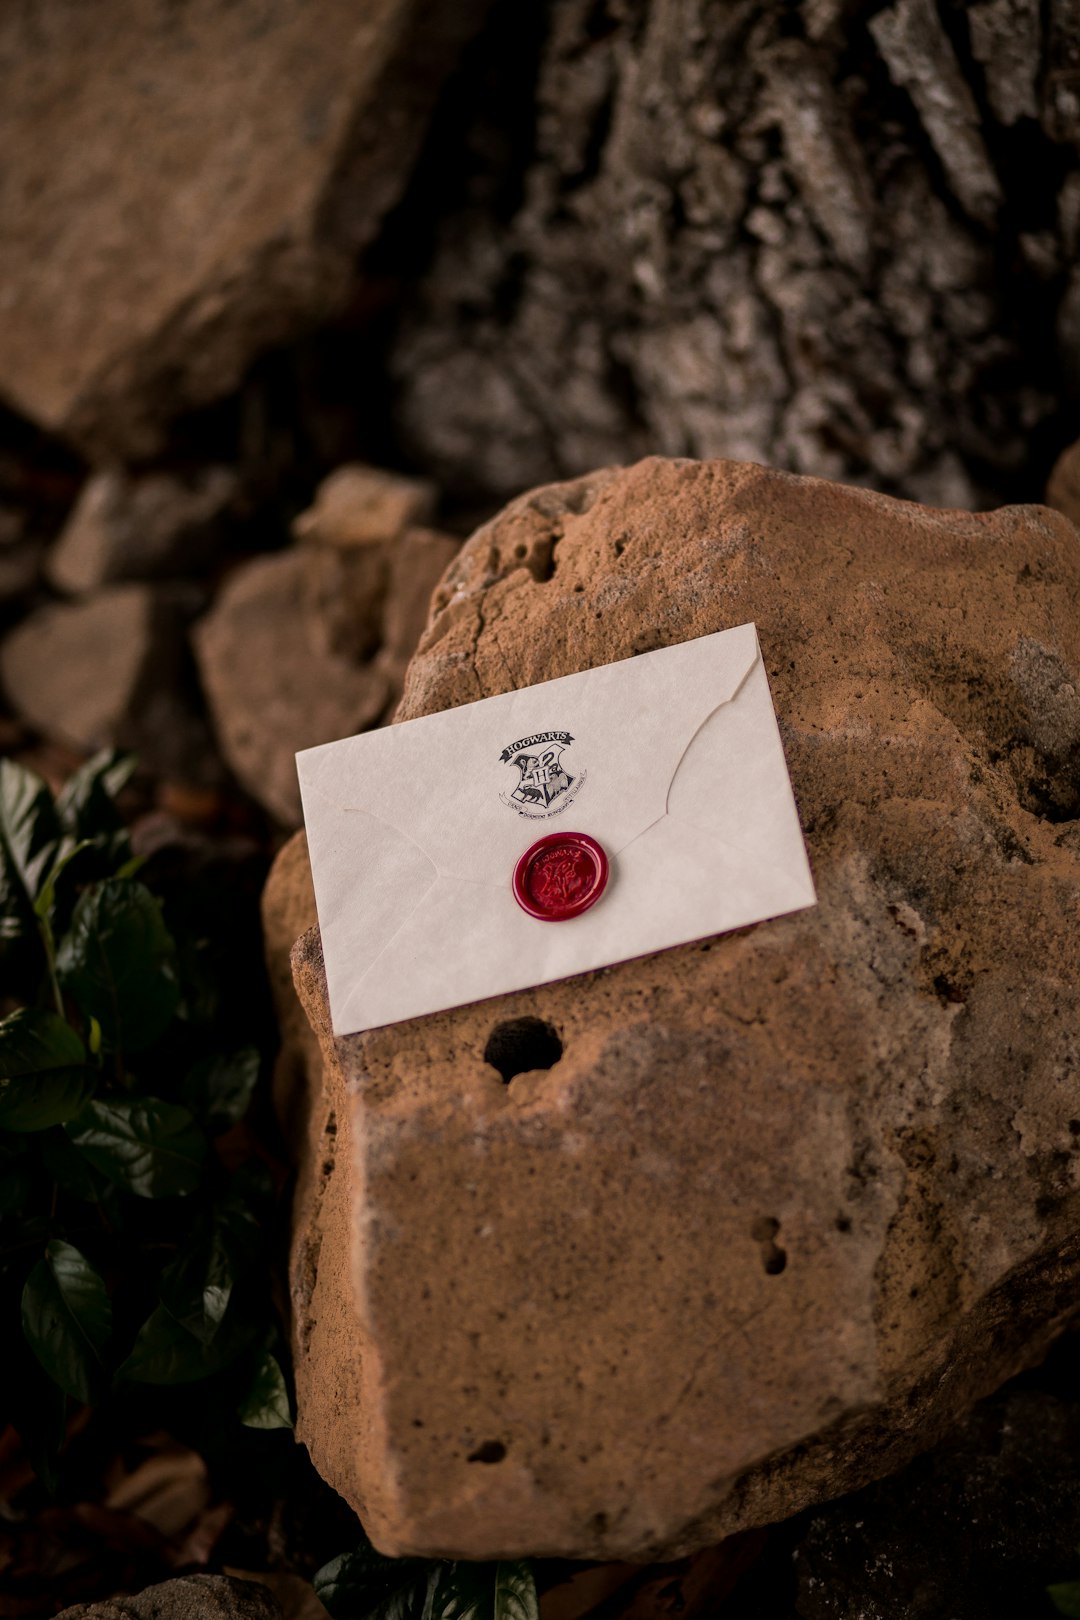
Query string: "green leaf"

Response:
xmin=0 ymin=1009 xmax=96 ymax=1132
xmin=56 ymin=749 xmax=136 ymax=840
xmin=158 ymin=1202 xmax=257 ymax=1343
xmin=0 ymin=1007 xmax=85 ymax=1074
xmin=33 ymin=838 xmax=94 ymax=923
xmin=314 ymin=1540 xmax=438 ymax=1620
xmin=21 ymin=1240 xmax=112 ymax=1405
xmin=57 ymin=879 xmax=180 ymax=1053
xmin=437 ymin=1563 xmax=538 ymax=1620
xmin=0 ymin=759 xmax=61 ymax=922
xmin=1050 ymin=1582 xmax=1080 ymax=1619
xmin=118 ymin=1292 xmax=258 ymax=1385
xmin=116 ymin=1305 xmax=210 ymax=1385
xmin=238 ymin=1351 xmax=292 ymax=1430
xmin=182 ymin=1047 xmax=260 ymax=1135
xmin=65 ymin=1097 xmax=205 ymax=1198
xmin=0 ymin=1069 xmax=96 ymax=1133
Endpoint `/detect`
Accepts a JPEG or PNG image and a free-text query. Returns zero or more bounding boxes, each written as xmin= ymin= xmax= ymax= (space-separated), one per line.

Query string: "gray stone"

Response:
xmin=793 ymin=1386 xmax=1080 ymax=1619
xmin=48 ymin=466 xmax=238 ymax=595
xmin=0 ymin=584 xmax=211 ymax=779
xmin=55 ymin=1573 xmax=281 ymax=1620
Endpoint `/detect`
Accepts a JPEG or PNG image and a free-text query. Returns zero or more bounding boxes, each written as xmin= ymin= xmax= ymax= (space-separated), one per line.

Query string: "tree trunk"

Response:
xmin=384 ymin=0 xmax=1080 ymax=510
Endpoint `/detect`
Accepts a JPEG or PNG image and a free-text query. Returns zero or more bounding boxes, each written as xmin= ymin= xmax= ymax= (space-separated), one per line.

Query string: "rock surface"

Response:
xmin=0 ymin=0 xmax=491 ymax=456
xmin=55 ymin=1573 xmax=280 ymax=1620
xmin=792 ymin=1380 xmax=1080 ymax=1619
xmin=195 ymin=550 xmax=389 ymax=826
xmin=293 ymin=465 xmax=435 ymax=549
xmin=267 ymin=457 xmax=1080 ymax=1561
xmin=48 ymin=467 xmax=238 ymax=594
xmin=0 ymin=584 xmax=212 ymax=779
xmin=195 ymin=517 xmax=456 ymax=824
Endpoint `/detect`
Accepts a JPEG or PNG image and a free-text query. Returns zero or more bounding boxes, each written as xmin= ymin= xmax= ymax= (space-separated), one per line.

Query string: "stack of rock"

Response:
xmin=1 ymin=466 xmax=237 ymax=784
xmin=0 ymin=461 xmax=459 ymax=821
xmin=194 ymin=465 xmax=458 ymax=826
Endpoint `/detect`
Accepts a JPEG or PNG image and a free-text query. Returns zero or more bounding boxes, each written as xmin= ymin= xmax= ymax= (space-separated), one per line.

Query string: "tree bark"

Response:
xmin=386 ymin=0 xmax=1080 ymax=509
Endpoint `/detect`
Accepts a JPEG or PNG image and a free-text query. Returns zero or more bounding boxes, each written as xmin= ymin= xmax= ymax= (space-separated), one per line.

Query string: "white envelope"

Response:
xmin=297 ymin=621 xmax=816 ymax=1035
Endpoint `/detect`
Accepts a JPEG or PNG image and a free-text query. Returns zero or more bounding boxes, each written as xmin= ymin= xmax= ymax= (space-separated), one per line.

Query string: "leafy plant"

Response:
xmin=1050 ymin=1556 xmax=1080 ymax=1618
xmin=0 ymin=750 xmax=289 ymax=1488
xmin=315 ymin=1534 xmax=538 ymax=1620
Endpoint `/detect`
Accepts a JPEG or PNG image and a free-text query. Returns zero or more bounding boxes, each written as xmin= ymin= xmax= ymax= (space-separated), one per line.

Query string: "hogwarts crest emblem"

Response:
xmin=499 ymin=730 xmax=586 ymax=819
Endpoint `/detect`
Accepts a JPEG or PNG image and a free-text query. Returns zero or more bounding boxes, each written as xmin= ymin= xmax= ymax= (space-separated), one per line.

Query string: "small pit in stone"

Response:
xmin=467 ymin=1440 xmax=507 ymax=1464
xmin=751 ymin=1216 xmax=788 ymax=1276
xmin=484 ymin=1017 xmax=563 ymax=1083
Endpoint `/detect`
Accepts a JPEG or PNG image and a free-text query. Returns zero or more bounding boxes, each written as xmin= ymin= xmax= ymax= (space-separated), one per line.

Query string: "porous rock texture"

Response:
xmin=54 ymin=1574 xmax=281 ymax=1620
xmin=0 ymin=0 xmax=490 ymax=457
xmin=266 ymin=457 xmax=1080 ymax=1562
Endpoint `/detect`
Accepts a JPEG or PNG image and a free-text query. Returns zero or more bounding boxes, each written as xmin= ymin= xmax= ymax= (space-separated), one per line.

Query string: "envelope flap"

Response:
xmin=296 ymin=622 xmax=763 ymax=884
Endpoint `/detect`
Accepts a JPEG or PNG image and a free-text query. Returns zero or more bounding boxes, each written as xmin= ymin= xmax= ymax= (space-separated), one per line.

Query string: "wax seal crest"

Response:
xmin=513 ymin=831 xmax=609 ymax=921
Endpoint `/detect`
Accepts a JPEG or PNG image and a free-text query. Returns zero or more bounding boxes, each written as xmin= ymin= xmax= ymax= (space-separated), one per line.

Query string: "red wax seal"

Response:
xmin=513 ymin=831 xmax=609 ymax=921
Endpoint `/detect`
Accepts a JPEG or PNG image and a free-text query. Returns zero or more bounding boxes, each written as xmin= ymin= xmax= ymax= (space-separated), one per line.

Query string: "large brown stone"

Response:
xmin=195 ymin=512 xmax=458 ymax=824
xmin=0 ymin=0 xmax=489 ymax=457
xmin=265 ymin=457 xmax=1080 ymax=1561
xmin=194 ymin=549 xmax=390 ymax=826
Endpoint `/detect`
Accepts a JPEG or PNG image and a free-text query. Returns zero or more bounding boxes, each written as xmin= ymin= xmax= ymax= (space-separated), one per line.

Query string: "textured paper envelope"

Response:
xmin=297 ymin=621 xmax=816 ymax=1034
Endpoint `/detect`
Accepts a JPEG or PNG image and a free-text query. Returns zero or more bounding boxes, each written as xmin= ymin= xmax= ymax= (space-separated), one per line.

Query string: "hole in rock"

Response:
xmin=751 ymin=1216 xmax=788 ymax=1276
xmin=467 ymin=1440 xmax=507 ymax=1464
xmin=483 ymin=1017 xmax=563 ymax=1083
